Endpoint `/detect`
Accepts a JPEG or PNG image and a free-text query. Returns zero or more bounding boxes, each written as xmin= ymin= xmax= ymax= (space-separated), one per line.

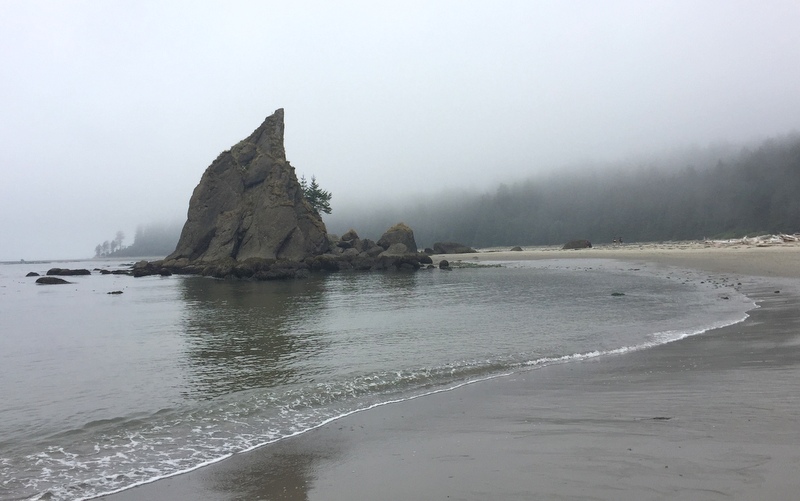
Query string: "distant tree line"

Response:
xmin=326 ymin=133 xmax=800 ymax=247
xmin=94 ymin=231 xmax=126 ymax=257
xmin=94 ymin=222 xmax=183 ymax=259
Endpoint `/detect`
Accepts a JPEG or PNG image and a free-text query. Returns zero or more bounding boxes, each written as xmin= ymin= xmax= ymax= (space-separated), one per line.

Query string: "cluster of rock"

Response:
xmin=133 ymin=222 xmax=433 ymax=280
xmin=124 ymin=110 xmax=447 ymax=281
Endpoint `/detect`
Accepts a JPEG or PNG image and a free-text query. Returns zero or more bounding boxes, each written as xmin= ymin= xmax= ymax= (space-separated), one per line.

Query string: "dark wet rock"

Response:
xmin=510 ymin=246 xmax=523 ymax=251
xmin=25 ymin=272 xmax=39 ymax=277
xmin=36 ymin=276 xmax=70 ymax=285
xmin=433 ymin=242 xmax=477 ymax=254
xmin=107 ymin=290 xmax=123 ymax=295
xmin=46 ymin=268 xmax=91 ymax=276
xmin=419 ymin=254 xmax=433 ymax=265
xmin=562 ymin=239 xmax=592 ymax=250
xmin=423 ymin=247 xmax=434 ymax=254
xmin=439 ymin=259 xmax=451 ymax=270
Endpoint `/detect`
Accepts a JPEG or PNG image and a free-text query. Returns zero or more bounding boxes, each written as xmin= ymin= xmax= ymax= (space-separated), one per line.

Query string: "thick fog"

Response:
xmin=2 ymin=1 xmax=799 ymax=260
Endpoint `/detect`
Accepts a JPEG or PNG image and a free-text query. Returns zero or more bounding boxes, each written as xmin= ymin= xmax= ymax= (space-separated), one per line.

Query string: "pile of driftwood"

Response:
xmin=704 ymin=233 xmax=800 ymax=246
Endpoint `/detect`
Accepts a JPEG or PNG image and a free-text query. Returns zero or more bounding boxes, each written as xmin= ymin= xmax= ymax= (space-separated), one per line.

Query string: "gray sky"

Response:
xmin=2 ymin=0 xmax=799 ymax=260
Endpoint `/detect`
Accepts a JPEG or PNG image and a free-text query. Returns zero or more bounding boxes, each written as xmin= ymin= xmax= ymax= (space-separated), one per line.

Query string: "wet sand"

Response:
xmin=99 ymin=244 xmax=800 ymax=501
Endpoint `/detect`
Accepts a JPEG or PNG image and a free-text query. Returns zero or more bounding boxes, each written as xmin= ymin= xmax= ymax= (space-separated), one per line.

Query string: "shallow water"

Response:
xmin=0 ymin=258 xmax=753 ymax=500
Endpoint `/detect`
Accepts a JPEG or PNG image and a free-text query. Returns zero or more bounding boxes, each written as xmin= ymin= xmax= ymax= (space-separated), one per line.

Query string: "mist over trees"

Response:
xmin=325 ymin=133 xmax=800 ymax=247
xmin=96 ymin=133 xmax=799 ymax=257
xmin=94 ymin=231 xmax=126 ymax=257
xmin=96 ymin=221 xmax=183 ymax=258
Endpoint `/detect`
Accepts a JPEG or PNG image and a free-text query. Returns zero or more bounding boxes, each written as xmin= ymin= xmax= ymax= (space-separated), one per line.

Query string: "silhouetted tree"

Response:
xmin=300 ymin=175 xmax=332 ymax=215
xmin=114 ymin=230 xmax=125 ymax=250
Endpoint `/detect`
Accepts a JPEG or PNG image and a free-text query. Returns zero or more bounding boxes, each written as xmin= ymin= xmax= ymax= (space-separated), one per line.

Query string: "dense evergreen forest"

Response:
xmin=325 ymin=133 xmax=800 ymax=247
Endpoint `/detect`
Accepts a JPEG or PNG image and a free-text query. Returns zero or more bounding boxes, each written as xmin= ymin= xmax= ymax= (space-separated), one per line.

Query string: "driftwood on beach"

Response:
xmin=704 ymin=233 xmax=800 ymax=247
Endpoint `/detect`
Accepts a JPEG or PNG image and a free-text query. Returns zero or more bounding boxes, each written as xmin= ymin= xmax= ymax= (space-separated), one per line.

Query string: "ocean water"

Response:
xmin=0 ymin=258 xmax=754 ymax=500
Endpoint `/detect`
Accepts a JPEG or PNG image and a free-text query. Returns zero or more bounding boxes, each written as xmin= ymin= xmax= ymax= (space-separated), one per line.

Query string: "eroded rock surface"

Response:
xmin=167 ymin=109 xmax=328 ymax=263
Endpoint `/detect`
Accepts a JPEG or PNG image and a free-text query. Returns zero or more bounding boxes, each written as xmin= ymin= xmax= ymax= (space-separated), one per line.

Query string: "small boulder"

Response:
xmin=36 ymin=276 xmax=71 ymax=285
xmin=379 ymin=243 xmax=409 ymax=257
xmin=377 ymin=223 xmax=418 ymax=252
xmin=510 ymin=246 xmax=523 ymax=252
xmin=433 ymin=242 xmax=477 ymax=254
xmin=562 ymin=239 xmax=592 ymax=250
xmin=46 ymin=268 xmax=91 ymax=276
xmin=26 ymin=272 xmax=40 ymax=277
xmin=341 ymin=229 xmax=359 ymax=242
xmin=439 ymin=259 xmax=451 ymax=270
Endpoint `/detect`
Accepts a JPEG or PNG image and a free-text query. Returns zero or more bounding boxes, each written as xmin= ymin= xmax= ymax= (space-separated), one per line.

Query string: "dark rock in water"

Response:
xmin=46 ymin=268 xmax=91 ymax=276
xmin=98 ymin=269 xmax=112 ymax=275
xmin=510 ymin=246 xmax=523 ymax=252
xmin=611 ymin=292 xmax=625 ymax=296
xmin=562 ymin=239 xmax=592 ymax=250
xmin=167 ymin=109 xmax=329 ymax=263
xmin=36 ymin=276 xmax=70 ymax=285
xmin=26 ymin=272 xmax=40 ymax=277
xmin=419 ymin=254 xmax=433 ymax=265
xmin=423 ymin=247 xmax=434 ymax=254
xmin=377 ymin=223 xmax=417 ymax=252
xmin=433 ymin=242 xmax=477 ymax=254
xmin=439 ymin=259 xmax=451 ymax=270
xmin=107 ymin=290 xmax=123 ymax=295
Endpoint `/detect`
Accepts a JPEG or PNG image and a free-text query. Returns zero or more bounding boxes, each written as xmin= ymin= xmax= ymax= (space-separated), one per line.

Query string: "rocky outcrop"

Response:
xmin=562 ymin=239 xmax=592 ymax=250
xmin=134 ymin=223 xmax=434 ymax=279
xmin=167 ymin=109 xmax=328 ymax=263
xmin=433 ymin=242 xmax=477 ymax=254
xmin=377 ymin=223 xmax=417 ymax=253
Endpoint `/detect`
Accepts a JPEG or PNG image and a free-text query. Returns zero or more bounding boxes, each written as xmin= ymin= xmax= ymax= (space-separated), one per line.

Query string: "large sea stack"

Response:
xmin=167 ymin=109 xmax=329 ymax=262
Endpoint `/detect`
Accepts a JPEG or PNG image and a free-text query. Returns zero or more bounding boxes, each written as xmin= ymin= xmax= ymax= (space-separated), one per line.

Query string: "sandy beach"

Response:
xmin=99 ymin=242 xmax=800 ymax=501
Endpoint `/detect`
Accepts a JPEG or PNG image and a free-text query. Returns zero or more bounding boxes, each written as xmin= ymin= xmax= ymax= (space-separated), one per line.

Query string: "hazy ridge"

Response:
xmin=324 ymin=133 xmax=800 ymax=247
xmin=113 ymin=132 xmax=800 ymax=256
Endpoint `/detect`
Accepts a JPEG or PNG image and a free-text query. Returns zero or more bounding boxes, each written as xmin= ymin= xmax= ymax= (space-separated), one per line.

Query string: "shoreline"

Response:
xmin=98 ymin=244 xmax=800 ymax=500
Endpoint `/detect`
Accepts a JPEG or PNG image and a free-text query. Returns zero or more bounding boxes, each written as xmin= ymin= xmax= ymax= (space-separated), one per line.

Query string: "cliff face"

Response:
xmin=168 ymin=109 xmax=329 ymax=262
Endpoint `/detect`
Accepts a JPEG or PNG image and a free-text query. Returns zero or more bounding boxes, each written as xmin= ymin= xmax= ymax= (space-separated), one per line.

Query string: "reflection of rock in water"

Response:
xmin=177 ymin=276 xmax=328 ymax=400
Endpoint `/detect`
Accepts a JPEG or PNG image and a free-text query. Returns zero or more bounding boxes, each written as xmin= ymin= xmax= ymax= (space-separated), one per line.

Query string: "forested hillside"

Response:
xmin=105 ymin=222 xmax=183 ymax=258
xmin=326 ymin=133 xmax=800 ymax=247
